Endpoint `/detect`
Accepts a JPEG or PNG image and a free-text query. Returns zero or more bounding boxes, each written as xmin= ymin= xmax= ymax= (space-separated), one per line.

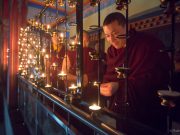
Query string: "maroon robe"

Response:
xmin=50 ymin=46 xmax=65 ymax=88
xmin=68 ymin=47 xmax=99 ymax=104
xmin=104 ymin=31 xmax=170 ymax=131
xmin=67 ymin=47 xmax=98 ymax=82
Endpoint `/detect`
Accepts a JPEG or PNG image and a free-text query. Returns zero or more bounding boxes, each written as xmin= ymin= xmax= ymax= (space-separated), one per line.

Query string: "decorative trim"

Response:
xmin=88 ymin=13 xmax=180 ymax=42
xmin=129 ymin=14 xmax=180 ymax=31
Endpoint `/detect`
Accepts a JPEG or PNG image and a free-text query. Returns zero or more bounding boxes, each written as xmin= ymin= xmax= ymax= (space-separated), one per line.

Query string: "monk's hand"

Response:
xmin=100 ymin=82 xmax=119 ymax=97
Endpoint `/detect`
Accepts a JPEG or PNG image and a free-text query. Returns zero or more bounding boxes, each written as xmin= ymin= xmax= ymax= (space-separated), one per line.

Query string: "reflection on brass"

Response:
xmin=90 ymin=0 xmax=101 ymax=6
xmin=68 ymin=84 xmax=77 ymax=95
xmin=68 ymin=0 xmax=77 ymax=8
xmin=58 ymin=0 xmax=64 ymax=6
xmin=89 ymin=51 xmax=99 ymax=60
xmin=116 ymin=0 xmax=131 ymax=10
xmin=69 ymin=44 xmax=76 ymax=51
xmin=115 ymin=66 xmax=130 ymax=79
xmin=57 ymin=72 xmax=67 ymax=80
xmin=158 ymin=90 xmax=180 ymax=108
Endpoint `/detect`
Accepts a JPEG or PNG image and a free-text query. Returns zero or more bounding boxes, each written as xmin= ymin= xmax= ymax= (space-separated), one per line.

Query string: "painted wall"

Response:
xmin=70 ymin=0 xmax=162 ymax=51
xmin=27 ymin=1 xmax=162 ymax=51
xmin=83 ymin=0 xmax=161 ymax=29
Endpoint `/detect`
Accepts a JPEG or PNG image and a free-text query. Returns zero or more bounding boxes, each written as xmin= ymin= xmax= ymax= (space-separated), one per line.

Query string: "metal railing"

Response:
xmin=18 ymin=75 xmax=123 ymax=135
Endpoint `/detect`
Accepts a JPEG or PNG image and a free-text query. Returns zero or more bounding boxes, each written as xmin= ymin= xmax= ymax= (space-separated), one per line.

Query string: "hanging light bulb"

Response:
xmin=58 ymin=0 xmax=65 ymax=6
xmin=115 ymin=0 xmax=131 ymax=10
xmin=68 ymin=0 xmax=77 ymax=8
xmin=90 ymin=0 xmax=101 ymax=7
xmin=51 ymin=0 xmax=55 ymax=6
xmin=160 ymin=0 xmax=169 ymax=8
xmin=44 ymin=0 xmax=55 ymax=6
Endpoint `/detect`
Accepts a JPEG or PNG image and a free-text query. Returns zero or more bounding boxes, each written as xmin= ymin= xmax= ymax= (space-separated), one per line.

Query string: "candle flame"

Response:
xmin=69 ymin=84 xmax=77 ymax=89
xmin=89 ymin=104 xmax=101 ymax=111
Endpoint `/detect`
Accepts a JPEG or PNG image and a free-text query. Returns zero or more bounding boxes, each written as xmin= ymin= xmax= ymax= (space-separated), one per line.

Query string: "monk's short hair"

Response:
xmin=103 ymin=12 xmax=126 ymax=27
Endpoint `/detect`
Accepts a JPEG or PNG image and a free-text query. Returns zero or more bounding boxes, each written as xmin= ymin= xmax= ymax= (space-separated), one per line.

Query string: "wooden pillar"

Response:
xmin=5 ymin=0 xmax=27 ymax=107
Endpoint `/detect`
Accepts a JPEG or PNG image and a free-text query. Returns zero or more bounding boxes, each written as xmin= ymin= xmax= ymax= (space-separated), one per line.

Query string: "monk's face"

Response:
xmin=75 ymin=32 xmax=89 ymax=48
xmin=52 ymin=33 xmax=58 ymax=45
xmin=83 ymin=32 xmax=89 ymax=47
xmin=103 ymin=20 xmax=126 ymax=49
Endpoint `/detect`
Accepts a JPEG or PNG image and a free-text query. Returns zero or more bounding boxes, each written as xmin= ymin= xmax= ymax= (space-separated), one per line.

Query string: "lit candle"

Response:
xmin=59 ymin=32 xmax=64 ymax=43
xmin=52 ymin=62 xmax=57 ymax=67
xmin=41 ymin=73 xmax=46 ymax=78
xmin=46 ymin=25 xmax=50 ymax=33
xmin=71 ymin=40 xmax=75 ymax=45
xmin=45 ymin=84 xmax=52 ymax=88
xmin=35 ymin=67 xmax=39 ymax=71
xmin=45 ymin=54 xmax=49 ymax=59
xmin=89 ymin=104 xmax=101 ymax=111
xmin=35 ymin=21 xmax=39 ymax=28
xmin=69 ymin=84 xmax=77 ymax=90
xmin=41 ymin=48 xmax=46 ymax=53
xmin=19 ymin=65 xmax=23 ymax=68
xmin=29 ymin=54 xmax=33 ymax=59
xmin=52 ymin=62 xmax=57 ymax=70
xmin=58 ymin=71 xmax=67 ymax=76
xmin=93 ymin=81 xmax=100 ymax=87
xmin=68 ymin=84 xmax=78 ymax=94
xmin=29 ymin=74 xmax=34 ymax=79
xmin=69 ymin=40 xmax=76 ymax=50
xmin=60 ymin=32 xmax=64 ymax=38
xmin=58 ymin=71 xmax=67 ymax=80
xmin=21 ymin=72 xmax=25 ymax=76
